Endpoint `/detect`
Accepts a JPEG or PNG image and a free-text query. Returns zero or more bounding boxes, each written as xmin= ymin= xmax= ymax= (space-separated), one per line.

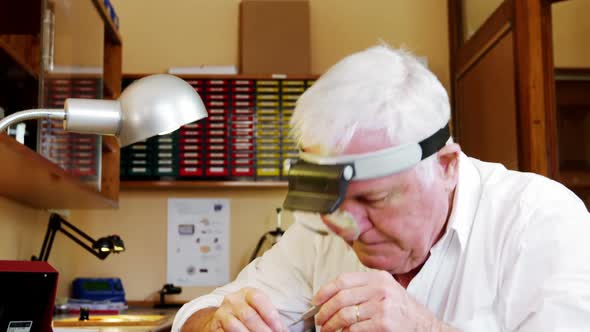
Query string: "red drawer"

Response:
xmin=207 ymin=152 xmax=227 ymax=159
xmin=232 ymin=158 xmax=254 ymax=166
xmin=206 ymin=166 xmax=229 ymax=176
xmin=180 ymin=152 xmax=201 ymax=159
xmin=232 ymin=108 xmax=255 ymax=115
xmin=232 ymin=152 xmax=254 ymax=159
xmin=207 ymin=108 xmax=227 ymax=116
xmin=206 ymin=86 xmax=229 ymax=93
xmin=179 ymin=145 xmax=203 ymax=151
xmin=179 ymin=129 xmax=202 ymax=136
xmin=207 ymin=122 xmax=227 ymax=130
xmin=180 ymin=167 xmax=203 ymax=176
xmin=182 ymin=122 xmax=203 ymax=129
xmin=206 ymin=100 xmax=227 ymax=108
xmin=180 ymin=137 xmax=203 ymax=144
xmin=233 ymin=101 xmax=254 ymax=107
xmin=180 ymin=159 xmax=202 ymax=166
xmin=232 ymin=167 xmax=255 ymax=176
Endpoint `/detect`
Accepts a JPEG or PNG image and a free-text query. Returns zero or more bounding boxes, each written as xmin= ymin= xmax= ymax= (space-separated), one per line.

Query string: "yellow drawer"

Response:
xmin=257 ymin=168 xmax=280 ymax=176
xmin=257 ymin=101 xmax=279 ymax=108
xmin=282 ymin=80 xmax=305 ymax=86
xmin=257 ymin=159 xmax=280 ymax=166
xmin=256 ymin=130 xmax=280 ymax=137
xmin=258 ymin=152 xmax=280 ymax=159
xmin=282 ymin=87 xmax=305 ymax=93
xmin=258 ymin=115 xmax=280 ymax=122
xmin=257 ymin=109 xmax=279 ymax=115
xmin=256 ymin=87 xmax=279 ymax=93
xmin=257 ymin=137 xmax=280 ymax=144
xmin=282 ymin=94 xmax=300 ymax=101
xmin=257 ymin=144 xmax=281 ymax=151
xmin=257 ymin=80 xmax=279 ymax=86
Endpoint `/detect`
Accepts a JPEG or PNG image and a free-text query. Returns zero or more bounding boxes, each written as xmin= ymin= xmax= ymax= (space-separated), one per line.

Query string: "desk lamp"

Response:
xmin=0 ymin=74 xmax=208 ymax=147
xmin=32 ymin=213 xmax=124 ymax=261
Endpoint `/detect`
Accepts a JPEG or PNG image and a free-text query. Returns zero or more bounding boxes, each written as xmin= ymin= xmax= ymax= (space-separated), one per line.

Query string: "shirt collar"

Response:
xmin=445 ymin=152 xmax=482 ymax=250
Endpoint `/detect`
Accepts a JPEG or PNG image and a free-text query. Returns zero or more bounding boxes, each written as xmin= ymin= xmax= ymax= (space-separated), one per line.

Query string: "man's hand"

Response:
xmin=313 ymin=271 xmax=455 ymax=332
xmin=205 ymin=287 xmax=287 ymax=332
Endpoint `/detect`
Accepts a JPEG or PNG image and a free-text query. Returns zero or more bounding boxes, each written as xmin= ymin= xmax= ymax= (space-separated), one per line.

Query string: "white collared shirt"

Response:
xmin=173 ymin=154 xmax=590 ymax=331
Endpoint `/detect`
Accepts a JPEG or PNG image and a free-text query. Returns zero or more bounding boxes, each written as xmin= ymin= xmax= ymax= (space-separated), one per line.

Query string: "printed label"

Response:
xmin=8 ymin=321 xmax=33 ymax=332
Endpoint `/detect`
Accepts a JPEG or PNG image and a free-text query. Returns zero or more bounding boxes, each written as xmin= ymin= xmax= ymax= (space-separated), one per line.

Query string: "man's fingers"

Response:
xmin=229 ymin=301 xmax=273 ymax=332
xmin=216 ymin=308 xmax=250 ymax=332
xmin=320 ymin=300 xmax=380 ymax=332
xmin=215 ymin=287 xmax=286 ymax=332
xmin=312 ymin=272 xmax=372 ymax=305
xmin=320 ymin=305 xmax=360 ymax=332
xmin=244 ymin=288 xmax=285 ymax=332
xmin=347 ymin=319 xmax=380 ymax=332
xmin=315 ymin=286 xmax=378 ymax=325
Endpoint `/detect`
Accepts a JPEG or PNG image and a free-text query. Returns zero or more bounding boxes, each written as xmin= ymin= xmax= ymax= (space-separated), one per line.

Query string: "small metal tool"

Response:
xmin=288 ymin=305 xmax=321 ymax=327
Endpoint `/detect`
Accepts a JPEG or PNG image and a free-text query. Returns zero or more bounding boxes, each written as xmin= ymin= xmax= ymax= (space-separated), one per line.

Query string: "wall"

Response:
xmin=552 ymin=0 xmax=590 ymax=68
xmin=460 ymin=0 xmax=590 ymax=69
xmin=0 ymin=198 xmax=45 ymax=261
xmin=52 ymin=0 xmax=104 ymax=68
xmin=461 ymin=0 xmax=503 ymax=41
xmin=110 ymin=0 xmax=450 ymax=90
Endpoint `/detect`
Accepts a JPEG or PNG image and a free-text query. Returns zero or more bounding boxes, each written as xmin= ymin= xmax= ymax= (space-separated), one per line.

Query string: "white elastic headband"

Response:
xmin=299 ymin=142 xmax=421 ymax=180
xmin=298 ymin=123 xmax=450 ymax=180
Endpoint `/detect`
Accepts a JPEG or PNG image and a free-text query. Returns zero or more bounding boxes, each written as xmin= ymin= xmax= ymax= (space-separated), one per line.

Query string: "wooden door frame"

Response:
xmin=448 ymin=0 xmax=558 ymax=178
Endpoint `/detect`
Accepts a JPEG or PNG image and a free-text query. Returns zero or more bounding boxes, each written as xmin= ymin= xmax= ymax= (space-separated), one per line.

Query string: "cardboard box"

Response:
xmin=240 ymin=0 xmax=310 ymax=75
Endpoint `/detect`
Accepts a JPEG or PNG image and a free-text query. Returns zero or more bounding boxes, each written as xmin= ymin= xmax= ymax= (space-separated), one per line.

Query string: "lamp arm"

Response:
xmin=0 ymin=109 xmax=66 ymax=133
xmin=36 ymin=214 xmax=60 ymax=261
xmin=57 ymin=214 xmax=98 ymax=244
xmin=35 ymin=213 xmax=109 ymax=261
xmin=59 ymin=227 xmax=109 ymax=260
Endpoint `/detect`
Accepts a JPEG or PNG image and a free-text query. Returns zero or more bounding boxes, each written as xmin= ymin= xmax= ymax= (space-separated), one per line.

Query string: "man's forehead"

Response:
xmin=303 ymin=128 xmax=398 ymax=156
xmin=346 ymin=171 xmax=407 ymax=197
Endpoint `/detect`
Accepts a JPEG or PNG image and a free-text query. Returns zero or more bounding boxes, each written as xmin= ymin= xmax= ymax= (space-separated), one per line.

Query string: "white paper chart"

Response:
xmin=167 ymin=198 xmax=230 ymax=286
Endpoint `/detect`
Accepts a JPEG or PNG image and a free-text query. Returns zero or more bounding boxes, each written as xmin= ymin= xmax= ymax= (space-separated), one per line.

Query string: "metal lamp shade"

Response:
xmin=63 ymin=74 xmax=207 ymax=147
xmin=117 ymin=74 xmax=207 ymax=146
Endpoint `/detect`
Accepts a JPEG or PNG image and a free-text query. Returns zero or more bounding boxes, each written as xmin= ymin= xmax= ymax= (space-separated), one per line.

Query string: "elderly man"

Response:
xmin=173 ymin=45 xmax=590 ymax=331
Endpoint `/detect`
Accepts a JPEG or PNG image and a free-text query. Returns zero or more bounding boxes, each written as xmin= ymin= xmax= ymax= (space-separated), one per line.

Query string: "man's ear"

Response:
xmin=437 ymin=143 xmax=461 ymax=189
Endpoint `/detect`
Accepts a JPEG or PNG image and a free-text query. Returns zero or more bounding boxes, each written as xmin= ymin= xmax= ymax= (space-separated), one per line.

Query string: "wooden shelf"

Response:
xmin=121 ymin=180 xmax=288 ymax=190
xmin=90 ymin=0 xmax=122 ymax=45
xmin=0 ymin=135 xmax=117 ymax=209
xmin=0 ymin=35 xmax=39 ymax=78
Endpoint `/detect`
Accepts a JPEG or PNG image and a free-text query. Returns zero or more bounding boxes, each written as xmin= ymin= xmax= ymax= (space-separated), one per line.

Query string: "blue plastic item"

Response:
xmin=72 ymin=278 xmax=126 ymax=302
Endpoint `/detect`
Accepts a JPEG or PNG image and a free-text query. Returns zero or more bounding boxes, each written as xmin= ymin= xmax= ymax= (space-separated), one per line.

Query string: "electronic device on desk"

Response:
xmin=0 ymin=260 xmax=58 ymax=332
xmin=73 ymin=277 xmax=126 ymax=302
xmin=67 ymin=278 xmax=127 ymax=314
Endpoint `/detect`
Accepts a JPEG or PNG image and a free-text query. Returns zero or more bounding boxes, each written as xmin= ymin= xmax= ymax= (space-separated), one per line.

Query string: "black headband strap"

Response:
xmin=419 ymin=123 xmax=450 ymax=160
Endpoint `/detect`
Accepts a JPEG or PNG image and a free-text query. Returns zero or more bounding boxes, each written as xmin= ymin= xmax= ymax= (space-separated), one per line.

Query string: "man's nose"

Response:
xmin=340 ymin=200 xmax=375 ymax=232
xmin=321 ymin=200 xmax=367 ymax=241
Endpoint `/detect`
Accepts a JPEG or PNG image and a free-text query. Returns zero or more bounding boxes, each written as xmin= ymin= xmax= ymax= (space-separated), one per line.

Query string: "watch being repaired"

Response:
xmin=282 ymin=123 xmax=450 ymax=239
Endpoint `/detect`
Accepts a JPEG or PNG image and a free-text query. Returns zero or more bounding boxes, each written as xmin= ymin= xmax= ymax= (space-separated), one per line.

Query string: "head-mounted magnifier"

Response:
xmin=282 ymin=123 xmax=450 ymax=214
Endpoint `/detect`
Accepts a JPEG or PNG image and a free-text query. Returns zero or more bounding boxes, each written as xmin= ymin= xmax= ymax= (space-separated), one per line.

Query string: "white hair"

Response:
xmin=290 ymin=44 xmax=452 ymax=184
